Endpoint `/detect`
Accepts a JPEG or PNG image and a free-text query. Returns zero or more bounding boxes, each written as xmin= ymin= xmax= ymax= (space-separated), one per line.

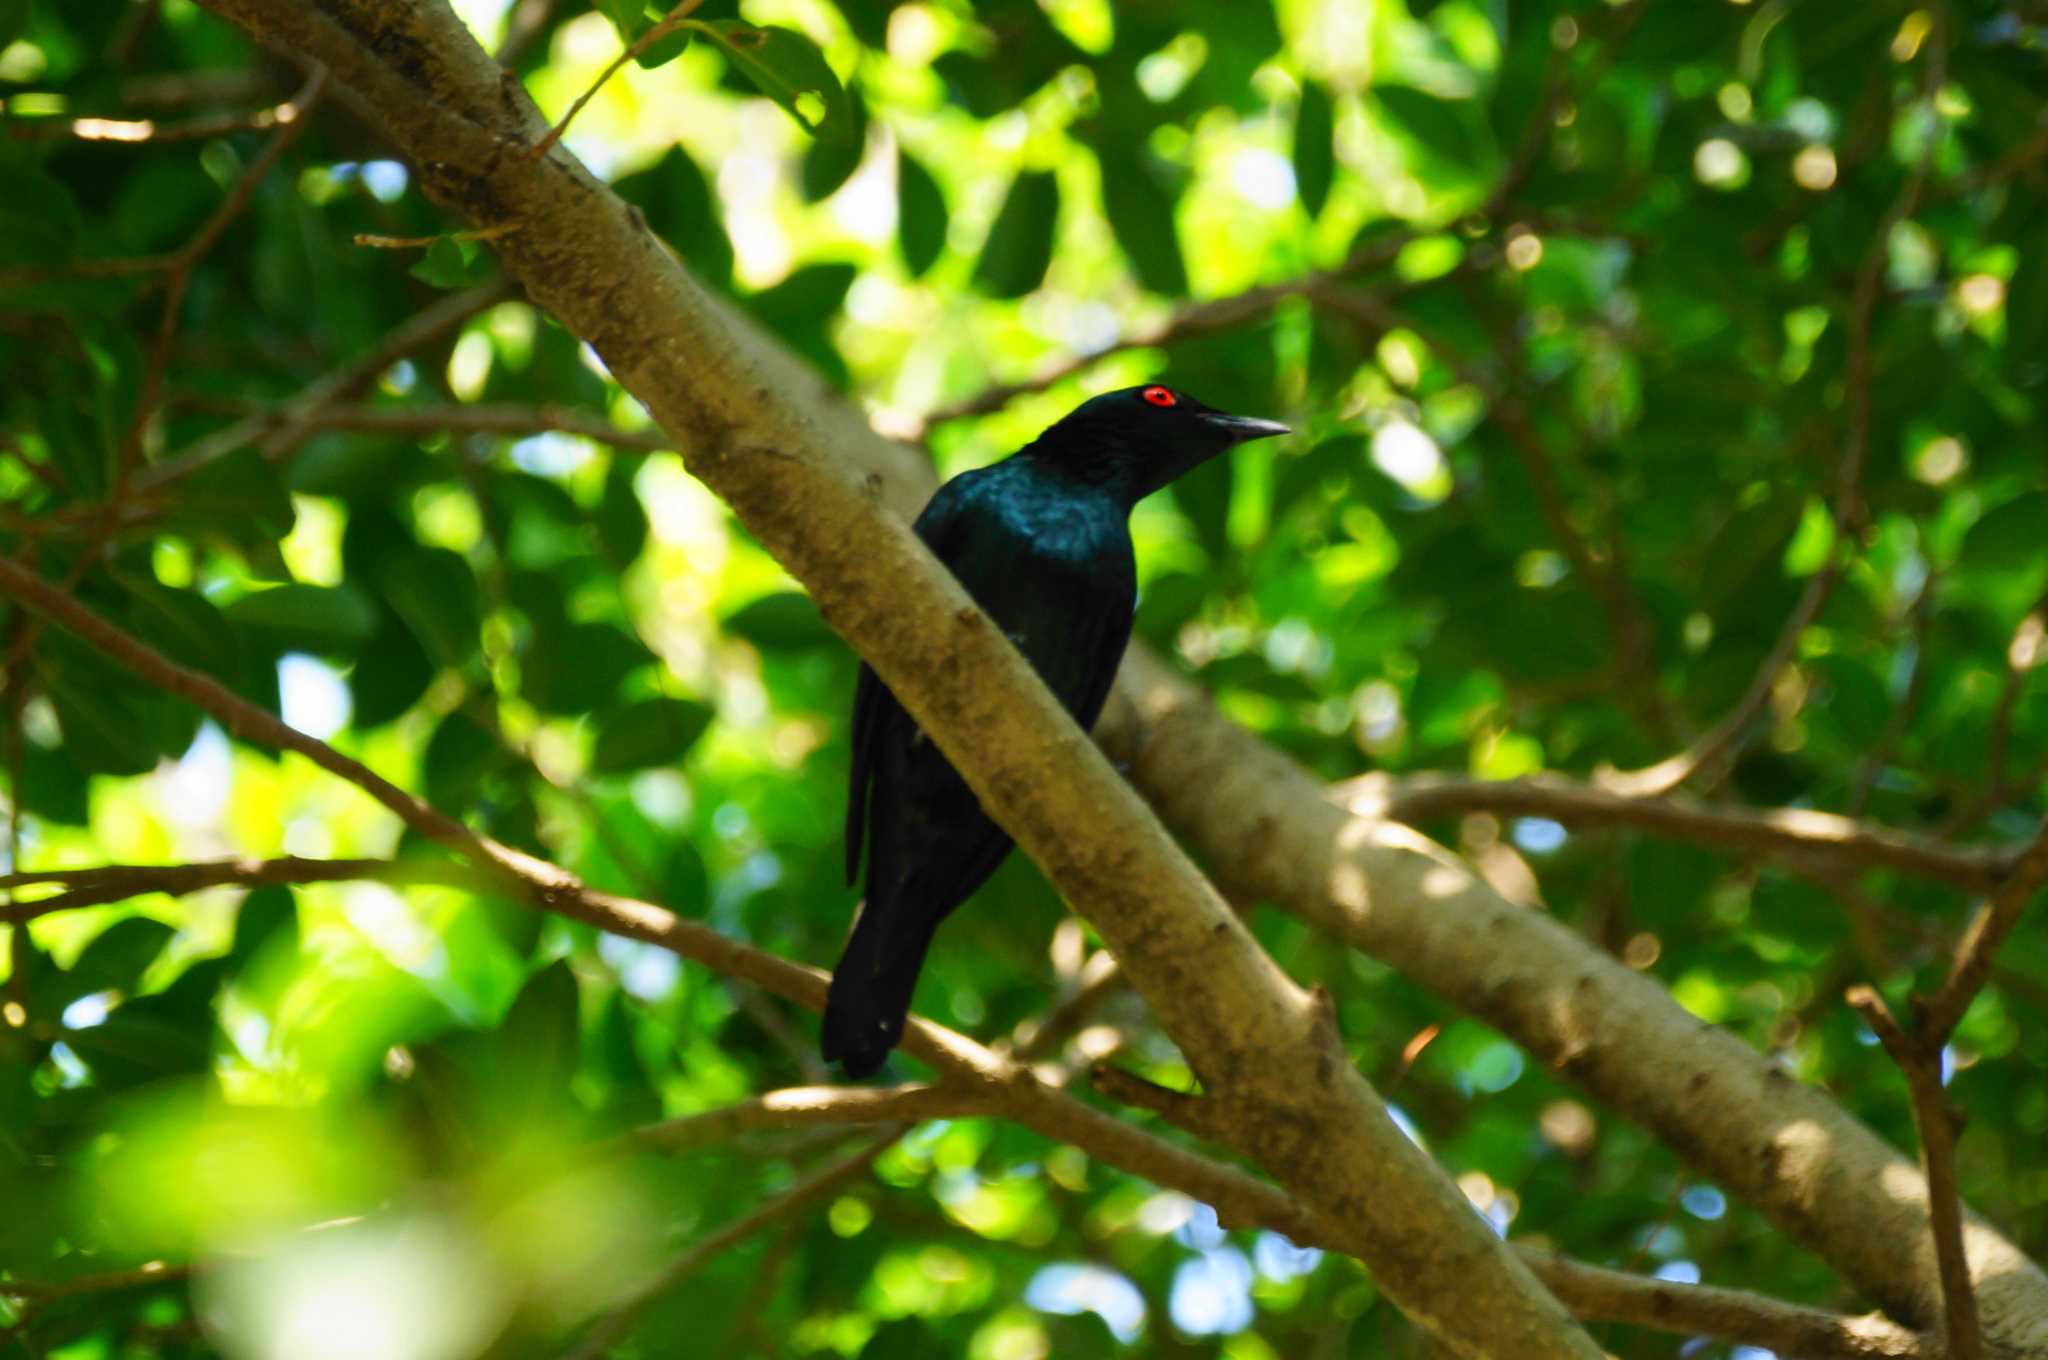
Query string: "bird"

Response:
xmin=823 ymin=384 xmax=1289 ymax=1077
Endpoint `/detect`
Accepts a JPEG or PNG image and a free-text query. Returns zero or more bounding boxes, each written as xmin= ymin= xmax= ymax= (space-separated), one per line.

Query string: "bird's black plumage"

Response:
xmin=823 ymin=385 xmax=1288 ymax=1077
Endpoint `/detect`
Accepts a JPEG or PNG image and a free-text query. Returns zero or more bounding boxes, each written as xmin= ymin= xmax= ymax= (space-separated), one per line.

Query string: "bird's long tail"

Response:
xmin=822 ymin=898 xmax=938 ymax=1079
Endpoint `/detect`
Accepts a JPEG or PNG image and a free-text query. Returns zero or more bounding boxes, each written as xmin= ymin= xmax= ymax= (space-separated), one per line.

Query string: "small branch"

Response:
xmin=625 ymin=1083 xmax=999 ymax=1156
xmin=354 ymin=223 xmax=522 ymax=250
xmin=1091 ymin=1065 xmax=1228 ymax=1141
xmin=0 ymin=855 xmax=478 ymax=922
xmin=561 ymin=1135 xmax=893 ymax=1360
xmin=2 ymin=99 xmax=307 ymax=144
xmin=1008 ymin=947 xmax=1128 ymax=1064
xmin=231 ymin=399 xmax=671 ymax=453
xmin=1336 ymin=770 xmax=2010 ymax=894
xmin=1845 ymin=987 xmax=1978 ymax=1360
xmin=114 ymin=63 xmax=328 ymax=480
xmin=132 ymin=280 xmax=513 ymax=493
xmin=1849 ymin=571 xmax=1940 ymax=815
xmin=0 ymin=554 xmax=557 ymax=896
xmin=1918 ymin=816 xmax=2048 ymax=1046
xmin=1518 ymin=1252 xmax=1934 ymax=1360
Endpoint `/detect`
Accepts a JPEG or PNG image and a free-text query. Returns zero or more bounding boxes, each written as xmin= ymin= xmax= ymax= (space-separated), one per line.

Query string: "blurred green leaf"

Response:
xmin=694 ymin=20 xmax=853 ymax=142
xmin=591 ymin=697 xmax=714 ymax=773
xmin=972 ymin=169 xmax=1059 ymax=299
xmin=1098 ymin=149 xmax=1186 ymax=296
xmin=1294 ymin=80 xmax=1335 ymax=220
xmin=224 ymin=583 xmax=378 ymax=655
xmin=722 ymin=591 xmax=835 ymax=650
xmin=896 ymin=149 xmax=948 ymax=278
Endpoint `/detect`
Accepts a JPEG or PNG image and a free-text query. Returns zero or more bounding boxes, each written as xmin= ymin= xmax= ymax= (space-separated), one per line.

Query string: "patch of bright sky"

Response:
xmin=596 ymin=934 xmax=683 ymax=1002
xmin=450 ymin=0 xmax=513 ymax=53
xmin=1171 ymin=1247 xmax=1255 ymax=1336
xmin=1512 ymin=817 xmax=1567 ymax=854
xmin=1682 ymin=1185 xmax=1727 ymax=1221
xmin=1025 ymin=1263 xmax=1146 ymax=1342
xmin=280 ymin=655 xmax=352 ymax=741
xmin=159 ymin=722 xmax=233 ymax=831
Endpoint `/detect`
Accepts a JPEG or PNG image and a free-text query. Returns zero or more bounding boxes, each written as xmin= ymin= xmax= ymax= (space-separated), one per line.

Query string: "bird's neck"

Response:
xmin=1013 ymin=436 xmax=1150 ymax=510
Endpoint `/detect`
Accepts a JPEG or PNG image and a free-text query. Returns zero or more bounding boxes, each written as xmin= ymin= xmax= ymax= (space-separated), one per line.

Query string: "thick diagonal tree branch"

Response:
xmin=61 ymin=7 xmax=1599 ymax=1352
xmin=1102 ymin=647 xmax=2048 ymax=1349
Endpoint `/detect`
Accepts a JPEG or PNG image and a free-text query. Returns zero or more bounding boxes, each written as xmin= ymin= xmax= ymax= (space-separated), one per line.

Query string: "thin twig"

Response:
xmin=1611 ymin=23 xmax=1949 ymax=799
xmin=561 ymin=1135 xmax=893 ymax=1359
xmin=529 ymin=0 xmax=707 ymax=161
xmin=114 ymin=63 xmax=328 ymax=480
xmin=1336 ymin=770 xmax=2012 ymax=894
xmin=132 ymin=279 xmax=512 ymax=493
xmin=1845 ymin=986 xmax=1978 ymax=1360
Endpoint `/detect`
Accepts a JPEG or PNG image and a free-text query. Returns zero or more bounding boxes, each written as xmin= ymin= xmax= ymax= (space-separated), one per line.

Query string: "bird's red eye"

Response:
xmin=1142 ymin=386 xmax=1177 ymax=408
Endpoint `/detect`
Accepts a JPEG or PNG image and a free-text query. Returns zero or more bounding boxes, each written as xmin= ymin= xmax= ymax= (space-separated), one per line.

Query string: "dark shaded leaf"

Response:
xmin=972 ymin=169 xmax=1059 ymax=299
xmin=614 ymin=146 xmax=734 ymax=289
xmin=1098 ymin=150 xmax=1186 ymax=296
xmin=696 ymin=20 xmax=853 ymax=142
xmin=896 ymin=149 xmax=948 ymax=277
xmin=722 ymin=591 xmax=834 ymax=650
xmin=598 ymin=457 xmax=649 ymax=565
xmin=224 ymin=583 xmax=378 ymax=655
xmin=378 ymin=546 xmax=482 ymax=670
xmin=1294 ymin=79 xmax=1335 ymax=219
xmin=591 ymin=697 xmax=714 ymax=773
xmin=801 ymin=91 xmax=869 ymax=201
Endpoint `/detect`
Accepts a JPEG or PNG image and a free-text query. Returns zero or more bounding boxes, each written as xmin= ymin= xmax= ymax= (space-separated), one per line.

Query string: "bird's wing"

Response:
xmin=843 ymin=482 xmax=982 ymax=887
xmin=844 ymin=661 xmax=887 ymax=886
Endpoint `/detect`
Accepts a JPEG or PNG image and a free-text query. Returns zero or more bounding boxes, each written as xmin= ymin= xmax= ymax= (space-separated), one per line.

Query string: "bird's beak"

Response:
xmin=1200 ymin=412 xmax=1291 ymax=444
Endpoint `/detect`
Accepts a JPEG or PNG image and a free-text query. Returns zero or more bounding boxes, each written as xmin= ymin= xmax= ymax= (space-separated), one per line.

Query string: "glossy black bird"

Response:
xmin=824 ymin=384 xmax=1288 ymax=1077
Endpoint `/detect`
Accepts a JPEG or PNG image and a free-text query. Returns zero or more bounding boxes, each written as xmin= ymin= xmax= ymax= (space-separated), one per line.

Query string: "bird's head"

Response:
xmin=1024 ymin=384 xmax=1289 ymax=504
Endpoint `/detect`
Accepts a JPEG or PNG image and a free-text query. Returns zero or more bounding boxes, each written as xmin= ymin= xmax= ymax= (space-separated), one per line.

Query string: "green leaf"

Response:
xmin=224 ymin=583 xmax=378 ymax=655
xmin=614 ymin=146 xmax=733 ymax=289
xmin=1293 ymin=80 xmax=1335 ymax=219
xmin=172 ymin=449 xmax=296 ymax=549
xmin=0 ymin=0 xmax=30 ymax=51
xmin=350 ymin=609 xmax=436 ymax=728
xmin=424 ymin=711 xmax=501 ymax=810
xmin=598 ymin=457 xmax=649 ymax=564
xmin=378 ymin=546 xmax=482 ymax=670
xmin=591 ymin=697 xmax=714 ymax=773
xmin=746 ymin=262 xmax=858 ymax=328
xmin=722 ymin=591 xmax=835 ymax=650
xmin=522 ymin=620 xmax=653 ymax=714
xmin=229 ymin=886 xmax=300 ymax=967
xmin=1374 ymin=86 xmax=1479 ymax=170
xmin=695 ymin=20 xmax=853 ymax=142
xmin=496 ymin=958 xmax=580 ymax=1110
xmin=2004 ymin=222 xmax=2048 ymax=361
xmin=120 ymin=579 xmax=242 ymax=685
xmin=1098 ymin=148 xmax=1186 ymax=296
xmin=801 ymin=91 xmax=868 ymax=201
xmin=896 ymin=149 xmax=948 ymax=277
xmin=0 ymin=164 xmax=82 ymax=268
xmin=17 ymin=742 xmax=90 ymax=824
xmin=1960 ymin=491 xmax=2048 ymax=575
xmin=972 ymin=169 xmax=1060 ymax=299
xmin=36 ymin=641 xmax=161 ymax=776
xmin=595 ymin=0 xmax=643 ymax=44
xmin=408 ymin=237 xmax=486 ymax=290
